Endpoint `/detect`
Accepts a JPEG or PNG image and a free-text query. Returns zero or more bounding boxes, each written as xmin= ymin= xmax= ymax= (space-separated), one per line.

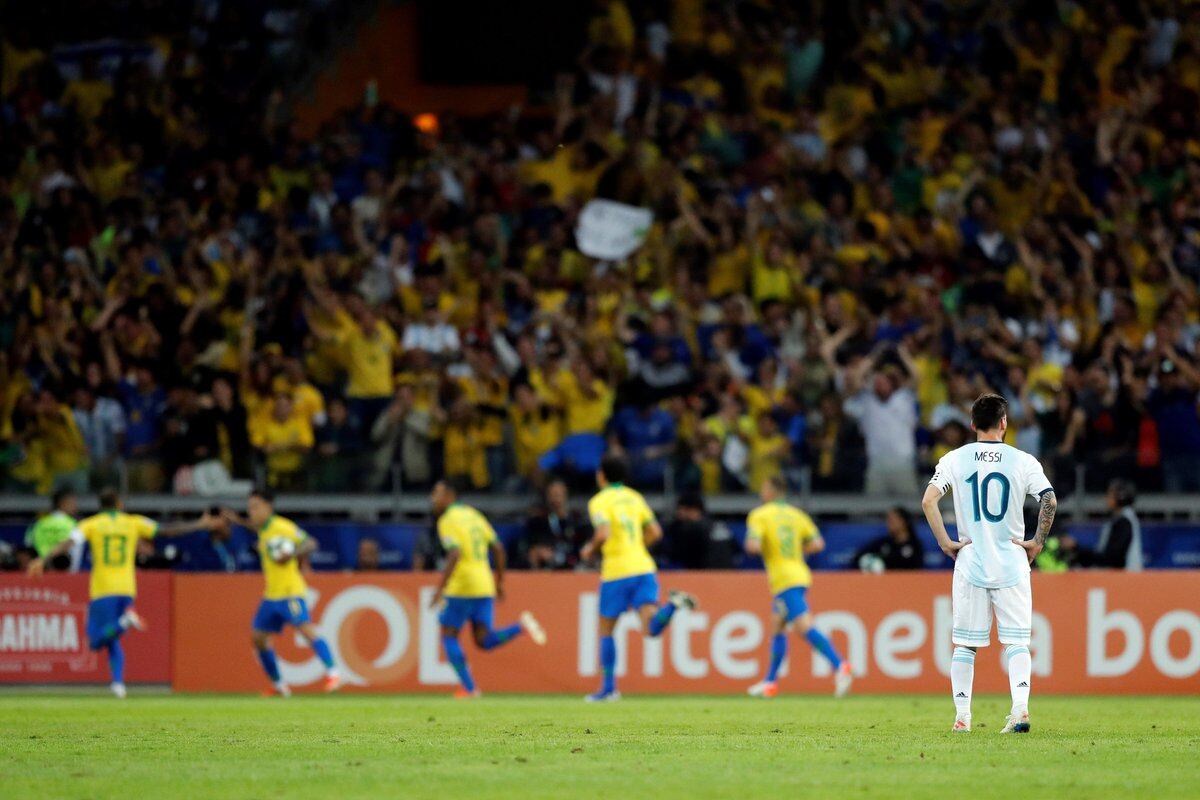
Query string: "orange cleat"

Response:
xmin=454 ymin=688 xmax=482 ymax=699
xmin=323 ymin=672 xmax=342 ymax=693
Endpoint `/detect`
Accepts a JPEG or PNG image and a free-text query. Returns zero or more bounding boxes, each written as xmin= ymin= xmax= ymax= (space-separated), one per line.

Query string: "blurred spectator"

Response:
xmin=853 ymin=507 xmax=925 ymax=572
xmin=664 ymin=492 xmax=734 ymax=569
xmin=23 ymin=488 xmax=79 ymax=569
xmin=356 ymin=537 xmax=381 ymax=571
xmin=115 ymin=362 xmax=167 ymax=492
xmin=510 ymin=383 xmax=561 ymax=487
xmin=193 ymin=377 xmax=253 ymax=481
xmin=844 ymin=350 xmax=919 ymax=495
xmin=370 ymin=383 xmax=435 ymax=490
xmin=1142 ymin=354 xmax=1200 ymax=492
xmin=518 ymin=479 xmax=589 ymax=569
xmin=609 ymin=399 xmax=676 ymax=489
xmin=250 ymin=393 xmax=314 ymax=490
xmin=1065 ymin=480 xmax=1145 ymax=571
xmin=402 ymin=300 xmax=461 ymax=358
xmin=807 ymin=393 xmax=865 ymax=492
xmin=71 ymin=385 xmax=125 ymax=489
xmin=312 ymin=397 xmax=365 ymax=492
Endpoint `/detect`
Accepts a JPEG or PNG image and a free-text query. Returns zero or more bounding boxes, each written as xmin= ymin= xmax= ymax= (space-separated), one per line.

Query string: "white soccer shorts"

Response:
xmin=951 ymin=568 xmax=1032 ymax=647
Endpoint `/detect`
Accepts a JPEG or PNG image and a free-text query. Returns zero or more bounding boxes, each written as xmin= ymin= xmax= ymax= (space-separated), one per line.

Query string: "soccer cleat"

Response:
xmin=747 ymin=680 xmax=778 ymax=699
xmin=668 ymin=590 xmax=699 ymax=611
xmin=584 ymin=690 xmax=622 ymax=703
xmin=834 ymin=663 xmax=853 ymax=698
xmin=1000 ymin=710 xmax=1031 ymax=734
xmin=952 ymin=714 xmax=972 ymax=733
xmin=454 ymin=688 xmax=482 ymax=700
xmin=110 ymin=682 xmax=127 ymax=699
xmin=120 ymin=609 xmax=146 ymax=632
xmin=262 ymin=683 xmax=292 ymax=698
xmin=520 ymin=611 xmax=547 ymax=646
xmin=323 ymin=672 xmax=342 ymax=693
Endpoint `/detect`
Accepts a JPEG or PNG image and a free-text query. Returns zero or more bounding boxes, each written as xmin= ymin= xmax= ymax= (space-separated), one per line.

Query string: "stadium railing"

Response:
xmin=1 ymin=492 xmax=1197 ymax=521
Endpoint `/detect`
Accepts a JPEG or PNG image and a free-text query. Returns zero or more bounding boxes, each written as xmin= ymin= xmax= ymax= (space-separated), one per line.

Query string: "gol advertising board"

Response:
xmin=172 ymin=572 xmax=1200 ymax=694
xmin=0 ymin=573 xmax=172 ymax=684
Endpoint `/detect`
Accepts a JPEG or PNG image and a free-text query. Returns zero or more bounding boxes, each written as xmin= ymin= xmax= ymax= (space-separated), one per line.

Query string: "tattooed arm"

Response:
xmin=1015 ymin=490 xmax=1057 ymax=563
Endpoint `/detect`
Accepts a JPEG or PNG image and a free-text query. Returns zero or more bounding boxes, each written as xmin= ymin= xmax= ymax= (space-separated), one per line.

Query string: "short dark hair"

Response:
xmin=51 ymin=488 xmax=75 ymax=510
xmin=599 ymin=453 xmax=629 ymax=485
xmin=971 ymin=393 xmax=1008 ymax=431
xmin=1109 ymin=479 xmax=1136 ymax=508
xmin=442 ymin=476 xmax=471 ymax=496
xmin=677 ymin=491 xmax=705 ymax=513
xmin=249 ymin=487 xmax=275 ymax=504
xmin=98 ymin=487 xmax=120 ymax=510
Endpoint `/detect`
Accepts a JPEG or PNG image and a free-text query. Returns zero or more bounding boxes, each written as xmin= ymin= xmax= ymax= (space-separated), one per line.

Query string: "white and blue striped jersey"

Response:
xmin=929 ymin=441 xmax=1053 ymax=589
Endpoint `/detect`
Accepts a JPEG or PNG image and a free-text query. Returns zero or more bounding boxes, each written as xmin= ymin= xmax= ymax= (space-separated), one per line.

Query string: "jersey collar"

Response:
xmin=258 ymin=514 xmax=275 ymax=533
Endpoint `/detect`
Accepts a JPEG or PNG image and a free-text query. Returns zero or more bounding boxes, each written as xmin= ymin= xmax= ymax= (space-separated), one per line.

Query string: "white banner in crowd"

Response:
xmin=575 ymin=199 xmax=654 ymax=260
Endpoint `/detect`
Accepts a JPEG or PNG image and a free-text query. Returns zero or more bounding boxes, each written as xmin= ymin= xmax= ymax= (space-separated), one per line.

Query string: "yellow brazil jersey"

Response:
xmin=588 ymin=484 xmax=657 ymax=581
xmin=77 ymin=511 xmax=157 ymax=599
xmin=438 ymin=504 xmax=497 ymax=598
xmin=337 ymin=320 xmax=399 ymax=399
xmin=257 ymin=515 xmax=309 ymax=600
xmin=746 ymin=501 xmax=819 ymax=595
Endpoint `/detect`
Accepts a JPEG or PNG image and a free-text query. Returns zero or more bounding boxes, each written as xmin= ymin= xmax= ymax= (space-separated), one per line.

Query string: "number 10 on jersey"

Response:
xmin=965 ymin=471 xmax=1011 ymax=523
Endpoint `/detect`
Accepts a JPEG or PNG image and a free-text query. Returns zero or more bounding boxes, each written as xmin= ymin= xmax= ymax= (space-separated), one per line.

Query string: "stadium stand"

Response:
xmin=2 ymin=1 xmax=1199 ymax=570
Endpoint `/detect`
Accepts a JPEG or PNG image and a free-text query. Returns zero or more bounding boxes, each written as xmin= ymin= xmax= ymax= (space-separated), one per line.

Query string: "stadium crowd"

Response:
xmin=2 ymin=0 xmax=1200 ymax=505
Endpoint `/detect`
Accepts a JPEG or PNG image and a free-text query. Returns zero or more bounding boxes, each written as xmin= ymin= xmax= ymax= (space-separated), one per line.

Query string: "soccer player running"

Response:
xmin=921 ymin=393 xmax=1056 ymax=734
xmin=745 ymin=475 xmax=854 ymax=699
xmin=28 ymin=487 xmax=215 ymax=698
xmin=223 ymin=489 xmax=341 ymax=697
xmin=581 ymin=454 xmax=698 ymax=702
xmin=430 ymin=478 xmax=546 ymax=698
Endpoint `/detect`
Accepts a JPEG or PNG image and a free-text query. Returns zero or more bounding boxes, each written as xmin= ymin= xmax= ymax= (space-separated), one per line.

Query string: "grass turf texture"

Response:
xmin=3 ymin=694 xmax=1198 ymax=799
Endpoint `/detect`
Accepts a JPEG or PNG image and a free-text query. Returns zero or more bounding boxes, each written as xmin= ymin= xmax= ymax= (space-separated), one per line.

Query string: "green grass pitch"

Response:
xmin=3 ymin=693 xmax=1198 ymax=799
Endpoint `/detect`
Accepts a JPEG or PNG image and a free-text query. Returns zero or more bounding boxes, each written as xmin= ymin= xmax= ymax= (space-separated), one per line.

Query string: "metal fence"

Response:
xmin=1 ymin=491 xmax=1196 ymax=522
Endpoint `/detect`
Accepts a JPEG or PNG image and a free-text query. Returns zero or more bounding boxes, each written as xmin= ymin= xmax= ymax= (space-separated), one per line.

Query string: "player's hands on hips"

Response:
xmin=1013 ymin=537 xmax=1042 ymax=563
xmin=940 ymin=539 xmax=969 ymax=559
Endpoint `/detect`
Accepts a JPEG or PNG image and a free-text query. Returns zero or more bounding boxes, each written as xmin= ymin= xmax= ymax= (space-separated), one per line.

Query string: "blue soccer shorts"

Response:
xmin=438 ymin=597 xmax=495 ymax=630
xmin=252 ymin=597 xmax=311 ymax=633
xmin=87 ymin=595 xmax=133 ymax=649
xmin=773 ymin=586 xmax=810 ymax=622
xmin=598 ymin=573 xmax=660 ymax=619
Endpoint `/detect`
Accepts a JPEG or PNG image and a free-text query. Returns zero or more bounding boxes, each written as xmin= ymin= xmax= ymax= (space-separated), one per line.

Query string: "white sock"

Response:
xmin=1007 ymin=645 xmax=1031 ymax=713
xmin=950 ymin=646 xmax=975 ymax=716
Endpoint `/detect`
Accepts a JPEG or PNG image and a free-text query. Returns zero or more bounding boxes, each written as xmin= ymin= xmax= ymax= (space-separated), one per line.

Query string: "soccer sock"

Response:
xmin=311 ymin=637 xmax=336 ymax=671
xmin=600 ymin=635 xmax=617 ymax=694
xmin=804 ymin=628 xmax=843 ymax=671
xmin=647 ymin=603 xmax=676 ymax=637
xmin=107 ymin=641 xmax=125 ymax=685
xmin=951 ymin=646 xmax=975 ymax=716
xmin=1006 ymin=645 xmax=1032 ymax=713
xmin=256 ymin=647 xmax=281 ymax=684
xmin=443 ymin=636 xmax=476 ymax=692
xmin=480 ymin=624 xmax=522 ymax=651
xmin=765 ymin=633 xmax=788 ymax=682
